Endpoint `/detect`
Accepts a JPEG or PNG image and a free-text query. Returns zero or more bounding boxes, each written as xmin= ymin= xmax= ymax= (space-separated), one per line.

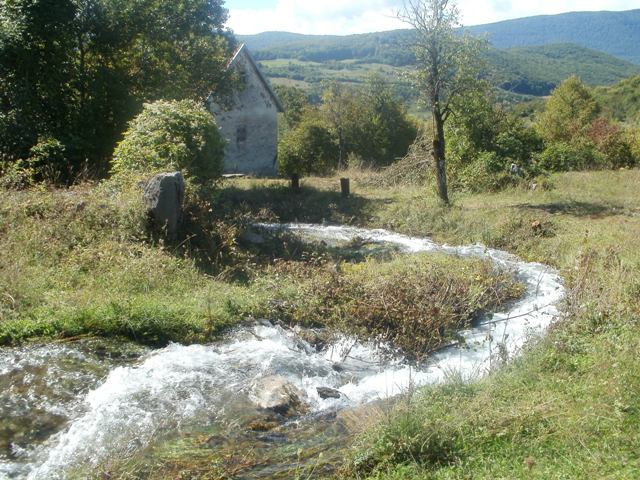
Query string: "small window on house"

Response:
xmin=236 ymin=125 xmax=247 ymax=144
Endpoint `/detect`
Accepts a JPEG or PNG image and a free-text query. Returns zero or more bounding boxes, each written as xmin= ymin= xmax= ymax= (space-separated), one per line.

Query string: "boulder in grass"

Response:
xmin=143 ymin=171 xmax=185 ymax=240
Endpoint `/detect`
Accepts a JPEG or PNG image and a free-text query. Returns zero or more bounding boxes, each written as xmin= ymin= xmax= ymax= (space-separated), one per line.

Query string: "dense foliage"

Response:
xmin=446 ymin=85 xmax=544 ymax=191
xmin=0 ymin=0 xmax=234 ymax=184
xmin=320 ymin=79 xmax=417 ymax=167
xmin=594 ymin=76 xmax=640 ymax=124
xmin=111 ymin=100 xmax=225 ymax=182
xmin=273 ymin=85 xmax=311 ymax=129
xmin=404 ymin=75 xmax=638 ymax=194
xmin=277 ymin=78 xmax=417 ymax=176
xmin=534 ymin=76 xmax=637 ymax=171
xmin=278 ymin=117 xmax=338 ymax=176
xmin=536 ymin=76 xmax=601 ymax=144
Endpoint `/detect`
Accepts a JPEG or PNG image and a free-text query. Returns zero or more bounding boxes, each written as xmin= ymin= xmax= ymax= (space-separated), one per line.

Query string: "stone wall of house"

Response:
xmin=209 ymin=50 xmax=279 ymax=176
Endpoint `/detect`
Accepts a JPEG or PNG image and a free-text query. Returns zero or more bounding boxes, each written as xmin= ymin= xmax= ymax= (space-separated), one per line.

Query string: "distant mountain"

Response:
xmin=239 ymin=29 xmax=415 ymax=66
xmin=240 ymin=9 xmax=640 ymax=65
xmin=239 ymin=9 xmax=640 ymax=100
xmin=466 ymin=10 xmax=640 ymax=65
xmin=237 ymin=31 xmax=334 ymax=51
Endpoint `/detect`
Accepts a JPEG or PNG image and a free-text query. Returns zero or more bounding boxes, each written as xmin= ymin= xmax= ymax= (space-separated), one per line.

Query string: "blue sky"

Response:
xmin=224 ymin=0 xmax=640 ymax=35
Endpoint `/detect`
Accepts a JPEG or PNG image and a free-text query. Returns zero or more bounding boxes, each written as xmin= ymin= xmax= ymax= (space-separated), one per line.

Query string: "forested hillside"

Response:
xmin=466 ymin=9 xmax=640 ymax=64
xmin=595 ymin=76 xmax=640 ymax=124
xmin=240 ymin=9 xmax=640 ymax=99
xmin=255 ymin=44 xmax=640 ymax=99
xmin=240 ymin=10 xmax=640 ymax=65
xmin=489 ymin=44 xmax=640 ymax=96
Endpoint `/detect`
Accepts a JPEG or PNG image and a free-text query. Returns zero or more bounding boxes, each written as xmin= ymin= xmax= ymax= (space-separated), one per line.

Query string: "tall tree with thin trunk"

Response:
xmin=398 ymin=0 xmax=483 ymax=203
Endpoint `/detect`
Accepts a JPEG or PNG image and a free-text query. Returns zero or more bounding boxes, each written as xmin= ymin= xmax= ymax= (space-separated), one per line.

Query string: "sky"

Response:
xmin=224 ymin=0 xmax=640 ymax=35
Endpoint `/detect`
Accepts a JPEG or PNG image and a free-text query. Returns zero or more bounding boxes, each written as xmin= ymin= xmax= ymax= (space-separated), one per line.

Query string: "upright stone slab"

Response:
xmin=143 ymin=172 xmax=185 ymax=241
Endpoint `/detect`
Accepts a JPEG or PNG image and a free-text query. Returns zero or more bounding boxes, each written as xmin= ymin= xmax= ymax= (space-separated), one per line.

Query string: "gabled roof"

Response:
xmin=228 ymin=44 xmax=284 ymax=113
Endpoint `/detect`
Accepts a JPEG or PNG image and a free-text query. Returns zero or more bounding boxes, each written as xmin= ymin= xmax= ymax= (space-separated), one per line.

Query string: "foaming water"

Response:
xmin=0 ymin=224 xmax=564 ymax=479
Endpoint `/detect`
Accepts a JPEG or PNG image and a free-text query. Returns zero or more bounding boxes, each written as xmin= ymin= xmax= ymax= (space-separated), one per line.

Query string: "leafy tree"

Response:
xmin=320 ymin=77 xmax=417 ymax=167
xmin=448 ymin=84 xmax=543 ymax=166
xmin=320 ymin=82 xmax=351 ymax=168
xmin=536 ymin=75 xmax=600 ymax=144
xmin=278 ymin=117 xmax=338 ymax=176
xmin=446 ymin=84 xmax=543 ymax=191
xmin=398 ymin=0 xmax=485 ymax=203
xmin=0 ymin=0 xmax=235 ymax=182
xmin=0 ymin=0 xmax=77 ymax=166
xmin=111 ymin=100 xmax=225 ymax=182
xmin=273 ymin=85 xmax=311 ymax=129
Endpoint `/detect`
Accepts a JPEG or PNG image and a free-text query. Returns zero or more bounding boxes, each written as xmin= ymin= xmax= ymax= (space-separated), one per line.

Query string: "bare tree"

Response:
xmin=399 ymin=0 xmax=483 ymax=204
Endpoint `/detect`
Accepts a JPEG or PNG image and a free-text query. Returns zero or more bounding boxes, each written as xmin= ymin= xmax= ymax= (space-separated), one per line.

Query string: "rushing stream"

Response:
xmin=0 ymin=224 xmax=564 ymax=479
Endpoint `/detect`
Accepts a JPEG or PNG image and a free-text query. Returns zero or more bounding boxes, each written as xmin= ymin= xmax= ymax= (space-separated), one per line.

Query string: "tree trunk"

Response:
xmin=432 ymin=108 xmax=449 ymax=204
xmin=338 ymin=126 xmax=344 ymax=169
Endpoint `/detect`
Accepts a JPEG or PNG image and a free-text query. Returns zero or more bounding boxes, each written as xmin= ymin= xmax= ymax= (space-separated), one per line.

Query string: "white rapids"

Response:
xmin=1 ymin=224 xmax=564 ymax=479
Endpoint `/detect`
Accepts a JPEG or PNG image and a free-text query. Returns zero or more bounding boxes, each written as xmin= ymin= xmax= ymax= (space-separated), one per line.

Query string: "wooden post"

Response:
xmin=290 ymin=173 xmax=300 ymax=191
xmin=340 ymin=178 xmax=350 ymax=197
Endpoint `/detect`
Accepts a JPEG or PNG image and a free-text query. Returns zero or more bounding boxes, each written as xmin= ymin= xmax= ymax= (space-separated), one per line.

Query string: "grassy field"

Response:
xmin=0 ymin=176 xmax=517 ymax=353
xmin=1 ymin=168 xmax=639 ymax=478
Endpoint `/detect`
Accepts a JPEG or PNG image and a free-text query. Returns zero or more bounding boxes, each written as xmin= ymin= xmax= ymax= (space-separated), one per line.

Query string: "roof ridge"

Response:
xmin=229 ymin=44 xmax=284 ymax=113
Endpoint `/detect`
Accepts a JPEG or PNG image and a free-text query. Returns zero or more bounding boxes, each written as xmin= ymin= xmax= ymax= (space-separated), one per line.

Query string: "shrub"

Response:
xmin=111 ymin=100 xmax=224 ymax=183
xmin=454 ymin=151 xmax=516 ymax=193
xmin=587 ymin=118 xmax=636 ymax=168
xmin=536 ymin=76 xmax=601 ymax=144
xmin=278 ymin=118 xmax=339 ymax=176
xmin=630 ymin=129 xmax=640 ymax=165
xmin=1 ymin=137 xmax=68 ymax=188
xmin=27 ymin=137 xmax=68 ymax=183
xmin=0 ymin=160 xmax=35 ymax=190
xmin=533 ymin=142 xmax=606 ymax=172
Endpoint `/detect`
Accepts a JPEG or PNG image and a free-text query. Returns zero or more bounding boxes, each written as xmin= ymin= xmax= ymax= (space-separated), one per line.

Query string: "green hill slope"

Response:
xmin=240 ymin=9 xmax=640 ymax=65
xmin=467 ymin=9 xmax=640 ymax=64
xmin=490 ymin=44 xmax=640 ymax=96
xmin=594 ymin=76 xmax=640 ymax=123
xmin=255 ymin=43 xmax=640 ymax=99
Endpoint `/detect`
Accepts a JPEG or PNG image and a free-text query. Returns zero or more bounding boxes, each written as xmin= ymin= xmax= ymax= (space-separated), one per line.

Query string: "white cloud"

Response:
xmin=227 ymin=0 xmax=406 ymax=35
xmin=457 ymin=0 xmax=638 ymax=25
xmin=227 ymin=1 xmax=640 ymax=35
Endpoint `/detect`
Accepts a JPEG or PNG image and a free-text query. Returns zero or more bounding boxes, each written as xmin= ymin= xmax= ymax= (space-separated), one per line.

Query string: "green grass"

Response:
xmin=0 ymin=183 xmax=275 ymax=345
xmin=0 ymin=176 xmax=519 ymax=350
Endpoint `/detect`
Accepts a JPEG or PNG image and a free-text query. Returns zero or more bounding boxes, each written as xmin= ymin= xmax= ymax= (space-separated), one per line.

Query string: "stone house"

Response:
xmin=207 ymin=44 xmax=283 ymax=176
